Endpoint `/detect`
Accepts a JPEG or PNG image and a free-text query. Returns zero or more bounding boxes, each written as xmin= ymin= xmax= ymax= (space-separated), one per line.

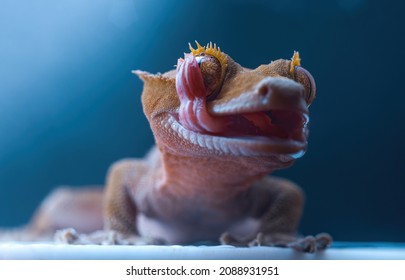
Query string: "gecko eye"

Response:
xmin=195 ymin=54 xmax=222 ymax=100
xmin=293 ymin=66 xmax=316 ymax=106
xmin=189 ymin=41 xmax=228 ymax=101
xmin=289 ymin=51 xmax=316 ymax=106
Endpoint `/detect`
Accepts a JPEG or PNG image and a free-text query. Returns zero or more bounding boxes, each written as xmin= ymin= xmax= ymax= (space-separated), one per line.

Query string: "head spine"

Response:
xmin=290 ymin=51 xmax=301 ymax=77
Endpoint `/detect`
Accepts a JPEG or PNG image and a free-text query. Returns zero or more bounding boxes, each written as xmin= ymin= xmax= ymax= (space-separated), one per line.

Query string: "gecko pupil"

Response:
xmin=195 ymin=54 xmax=222 ymax=100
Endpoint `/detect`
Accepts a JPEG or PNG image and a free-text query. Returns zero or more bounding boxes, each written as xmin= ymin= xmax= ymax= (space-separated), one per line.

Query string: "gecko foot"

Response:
xmin=54 ymin=228 xmax=165 ymax=245
xmin=251 ymin=232 xmax=332 ymax=253
xmin=285 ymin=233 xmax=332 ymax=252
xmin=220 ymin=232 xmax=332 ymax=253
xmin=219 ymin=232 xmax=250 ymax=247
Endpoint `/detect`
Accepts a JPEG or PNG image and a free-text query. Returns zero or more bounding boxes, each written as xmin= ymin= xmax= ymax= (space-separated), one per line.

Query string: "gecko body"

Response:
xmin=3 ymin=42 xmax=331 ymax=252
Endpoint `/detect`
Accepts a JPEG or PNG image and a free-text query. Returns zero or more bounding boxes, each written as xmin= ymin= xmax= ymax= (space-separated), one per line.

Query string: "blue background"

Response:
xmin=0 ymin=0 xmax=404 ymax=242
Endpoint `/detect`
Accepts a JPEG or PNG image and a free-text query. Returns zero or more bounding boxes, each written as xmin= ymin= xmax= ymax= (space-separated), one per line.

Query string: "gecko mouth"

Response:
xmin=173 ymin=53 xmax=309 ymax=159
xmin=165 ymin=109 xmax=308 ymax=160
xmin=216 ymin=109 xmax=308 ymax=142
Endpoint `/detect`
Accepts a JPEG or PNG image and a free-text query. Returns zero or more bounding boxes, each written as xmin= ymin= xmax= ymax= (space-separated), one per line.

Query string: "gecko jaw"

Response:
xmin=160 ymin=113 xmax=307 ymax=160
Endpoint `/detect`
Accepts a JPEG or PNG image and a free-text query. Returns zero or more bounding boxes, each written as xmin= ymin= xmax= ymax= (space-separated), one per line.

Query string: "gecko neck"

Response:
xmin=158 ymin=150 xmax=271 ymax=202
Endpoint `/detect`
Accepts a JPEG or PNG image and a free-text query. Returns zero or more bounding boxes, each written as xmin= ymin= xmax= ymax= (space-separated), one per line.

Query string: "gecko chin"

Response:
xmin=158 ymin=111 xmax=308 ymax=162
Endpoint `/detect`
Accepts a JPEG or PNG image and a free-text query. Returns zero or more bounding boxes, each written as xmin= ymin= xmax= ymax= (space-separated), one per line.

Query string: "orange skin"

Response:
xmin=3 ymin=44 xmax=331 ymax=252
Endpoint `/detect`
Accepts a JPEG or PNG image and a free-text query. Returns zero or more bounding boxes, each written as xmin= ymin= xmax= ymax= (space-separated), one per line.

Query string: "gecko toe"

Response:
xmin=54 ymin=228 xmax=79 ymax=244
xmin=287 ymin=235 xmax=317 ymax=253
xmin=220 ymin=232 xmax=249 ymax=246
xmin=315 ymin=232 xmax=333 ymax=250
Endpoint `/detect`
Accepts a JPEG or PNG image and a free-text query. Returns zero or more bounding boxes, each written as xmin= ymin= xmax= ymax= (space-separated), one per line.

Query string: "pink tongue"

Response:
xmin=176 ymin=53 xmax=228 ymax=134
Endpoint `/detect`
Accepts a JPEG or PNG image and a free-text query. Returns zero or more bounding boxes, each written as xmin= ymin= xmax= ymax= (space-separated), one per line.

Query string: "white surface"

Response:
xmin=0 ymin=242 xmax=405 ymax=260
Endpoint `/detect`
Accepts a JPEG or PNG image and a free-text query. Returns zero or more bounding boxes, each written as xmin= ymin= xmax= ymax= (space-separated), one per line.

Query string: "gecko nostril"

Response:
xmin=258 ymin=85 xmax=269 ymax=97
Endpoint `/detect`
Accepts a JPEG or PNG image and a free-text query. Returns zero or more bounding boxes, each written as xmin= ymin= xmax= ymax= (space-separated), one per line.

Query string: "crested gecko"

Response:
xmin=2 ymin=42 xmax=331 ymax=252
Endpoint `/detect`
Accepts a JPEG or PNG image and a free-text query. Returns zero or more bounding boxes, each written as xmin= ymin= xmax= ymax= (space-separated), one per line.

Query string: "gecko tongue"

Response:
xmin=176 ymin=53 xmax=229 ymax=134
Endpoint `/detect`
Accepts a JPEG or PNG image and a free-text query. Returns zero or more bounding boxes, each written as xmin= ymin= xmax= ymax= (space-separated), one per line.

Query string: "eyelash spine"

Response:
xmin=290 ymin=51 xmax=301 ymax=77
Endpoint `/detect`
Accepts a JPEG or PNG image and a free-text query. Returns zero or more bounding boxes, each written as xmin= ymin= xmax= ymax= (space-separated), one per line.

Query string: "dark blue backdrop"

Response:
xmin=0 ymin=0 xmax=404 ymax=242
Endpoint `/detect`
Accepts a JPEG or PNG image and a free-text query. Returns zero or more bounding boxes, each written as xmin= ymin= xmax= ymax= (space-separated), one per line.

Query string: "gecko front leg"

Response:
xmin=103 ymin=159 xmax=139 ymax=234
xmin=56 ymin=159 xmax=163 ymax=245
xmin=221 ymin=177 xmax=332 ymax=252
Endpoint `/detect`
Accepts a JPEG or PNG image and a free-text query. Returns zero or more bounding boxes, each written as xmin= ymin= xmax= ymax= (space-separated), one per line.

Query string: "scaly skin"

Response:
xmin=2 ymin=42 xmax=331 ymax=252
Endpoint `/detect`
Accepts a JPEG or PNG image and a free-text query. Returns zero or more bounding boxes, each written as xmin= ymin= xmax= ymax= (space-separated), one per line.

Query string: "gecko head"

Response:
xmin=134 ymin=42 xmax=316 ymax=169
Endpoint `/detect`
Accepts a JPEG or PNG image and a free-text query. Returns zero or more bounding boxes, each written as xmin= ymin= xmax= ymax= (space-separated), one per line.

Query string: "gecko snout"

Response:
xmin=255 ymin=77 xmax=308 ymax=114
